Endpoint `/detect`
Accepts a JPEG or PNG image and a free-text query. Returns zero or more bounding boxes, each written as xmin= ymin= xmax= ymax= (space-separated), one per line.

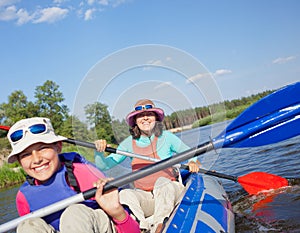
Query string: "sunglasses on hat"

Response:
xmin=134 ymin=104 xmax=153 ymax=111
xmin=9 ymin=123 xmax=48 ymax=143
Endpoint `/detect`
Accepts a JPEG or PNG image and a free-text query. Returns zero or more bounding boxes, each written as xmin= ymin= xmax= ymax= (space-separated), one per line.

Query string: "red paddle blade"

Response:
xmin=237 ymin=171 xmax=288 ymax=195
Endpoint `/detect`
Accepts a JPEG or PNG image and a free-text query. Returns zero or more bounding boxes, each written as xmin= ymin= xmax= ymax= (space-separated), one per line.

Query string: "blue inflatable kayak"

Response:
xmin=163 ymin=172 xmax=235 ymax=233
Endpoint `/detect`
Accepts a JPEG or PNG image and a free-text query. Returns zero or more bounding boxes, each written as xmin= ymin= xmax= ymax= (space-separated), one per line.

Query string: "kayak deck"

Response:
xmin=163 ymin=172 xmax=235 ymax=233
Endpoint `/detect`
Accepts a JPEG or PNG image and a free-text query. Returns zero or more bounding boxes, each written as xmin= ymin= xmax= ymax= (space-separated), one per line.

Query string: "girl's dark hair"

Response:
xmin=129 ymin=120 xmax=163 ymax=139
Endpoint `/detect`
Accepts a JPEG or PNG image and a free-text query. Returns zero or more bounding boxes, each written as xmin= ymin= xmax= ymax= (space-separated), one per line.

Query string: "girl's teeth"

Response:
xmin=35 ymin=165 xmax=46 ymax=171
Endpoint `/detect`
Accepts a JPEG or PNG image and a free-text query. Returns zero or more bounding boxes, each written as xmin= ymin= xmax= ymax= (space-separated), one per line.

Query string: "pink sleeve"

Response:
xmin=113 ymin=211 xmax=140 ymax=233
xmin=16 ymin=190 xmax=30 ymax=216
xmin=73 ymin=163 xmax=106 ymax=191
xmin=73 ymin=163 xmax=140 ymax=232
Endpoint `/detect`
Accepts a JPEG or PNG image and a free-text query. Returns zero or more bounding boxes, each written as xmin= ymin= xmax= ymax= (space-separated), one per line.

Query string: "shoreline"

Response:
xmin=168 ymin=124 xmax=193 ymax=133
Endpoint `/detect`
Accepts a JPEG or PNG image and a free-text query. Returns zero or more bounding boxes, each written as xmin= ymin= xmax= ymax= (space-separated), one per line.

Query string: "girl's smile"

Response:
xmin=18 ymin=142 xmax=62 ymax=183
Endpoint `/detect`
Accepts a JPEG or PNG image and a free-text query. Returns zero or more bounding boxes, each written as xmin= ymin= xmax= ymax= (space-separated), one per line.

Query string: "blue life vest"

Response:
xmin=19 ymin=152 xmax=99 ymax=230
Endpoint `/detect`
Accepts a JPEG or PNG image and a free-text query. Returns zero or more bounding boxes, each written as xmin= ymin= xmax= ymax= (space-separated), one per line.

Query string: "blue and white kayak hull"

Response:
xmin=163 ymin=173 xmax=235 ymax=233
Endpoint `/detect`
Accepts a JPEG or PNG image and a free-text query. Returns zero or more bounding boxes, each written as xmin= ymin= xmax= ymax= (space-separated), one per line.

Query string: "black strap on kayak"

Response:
xmin=63 ymin=160 xmax=81 ymax=193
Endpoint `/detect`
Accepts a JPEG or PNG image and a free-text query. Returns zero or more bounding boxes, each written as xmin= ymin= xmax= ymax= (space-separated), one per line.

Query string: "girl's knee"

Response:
xmin=119 ymin=189 xmax=135 ymax=203
xmin=64 ymin=203 xmax=86 ymax=213
xmin=154 ymin=177 xmax=173 ymax=190
xmin=17 ymin=217 xmax=55 ymax=233
xmin=60 ymin=204 xmax=91 ymax=225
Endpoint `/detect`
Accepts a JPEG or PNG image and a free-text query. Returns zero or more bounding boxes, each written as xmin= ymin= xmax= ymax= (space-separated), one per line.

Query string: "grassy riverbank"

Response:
xmin=0 ymin=163 xmax=26 ymax=189
xmin=192 ymin=105 xmax=247 ymax=128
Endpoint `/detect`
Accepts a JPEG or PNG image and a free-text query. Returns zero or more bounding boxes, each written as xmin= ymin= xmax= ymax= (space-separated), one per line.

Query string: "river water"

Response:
xmin=1 ymin=122 xmax=300 ymax=232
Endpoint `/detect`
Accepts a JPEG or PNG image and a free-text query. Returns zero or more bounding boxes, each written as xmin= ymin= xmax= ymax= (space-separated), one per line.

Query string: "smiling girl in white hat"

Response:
xmin=7 ymin=117 xmax=139 ymax=233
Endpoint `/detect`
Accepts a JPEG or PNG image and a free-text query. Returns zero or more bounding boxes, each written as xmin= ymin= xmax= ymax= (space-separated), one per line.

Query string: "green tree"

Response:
xmin=0 ymin=90 xmax=38 ymax=126
xmin=34 ymin=80 xmax=69 ymax=133
xmin=85 ymin=102 xmax=115 ymax=143
xmin=60 ymin=115 xmax=91 ymax=140
xmin=111 ymin=118 xmax=129 ymax=143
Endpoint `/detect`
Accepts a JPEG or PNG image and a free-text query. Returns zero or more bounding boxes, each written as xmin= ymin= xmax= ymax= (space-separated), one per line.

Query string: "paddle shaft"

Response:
xmin=65 ymin=138 xmax=159 ymax=162
xmin=180 ymin=164 xmax=237 ymax=181
xmin=66 ymin=138 xmax=238 ymax=181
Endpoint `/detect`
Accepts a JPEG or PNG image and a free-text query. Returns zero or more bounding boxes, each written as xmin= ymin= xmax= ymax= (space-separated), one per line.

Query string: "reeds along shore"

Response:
xmin=0 ymin=163 xmax=25 ymax=189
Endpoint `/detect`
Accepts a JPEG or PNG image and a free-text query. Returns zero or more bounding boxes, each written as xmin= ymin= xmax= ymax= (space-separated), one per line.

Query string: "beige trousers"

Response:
xmin=16 ymin=204 xmax=116 ymax=233
xmin=119 ymin=177 xmax=184 ymax=232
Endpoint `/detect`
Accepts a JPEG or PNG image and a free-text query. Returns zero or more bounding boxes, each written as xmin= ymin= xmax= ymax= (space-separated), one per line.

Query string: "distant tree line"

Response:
xmin=0 ymin=80 xmax=273 ymax=148
xmin=163 ymin=89 xmax=272 ymax=129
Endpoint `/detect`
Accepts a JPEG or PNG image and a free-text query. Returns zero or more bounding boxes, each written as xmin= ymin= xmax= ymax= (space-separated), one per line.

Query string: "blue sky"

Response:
xmin=0 ymin=0 xmax=299 ymax=121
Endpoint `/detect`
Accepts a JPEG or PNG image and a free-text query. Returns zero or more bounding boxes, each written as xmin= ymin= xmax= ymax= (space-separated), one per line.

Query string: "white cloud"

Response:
xmin=16 ymin=8 xmax=32 ymax=25
xmin=85 ymin=0 xmax=112 ymax=6
xmin=87 ymin=0 xmax=96 ymax=5
xmin=142 ymin=59 xmax=164 ymax=70
xmin=0 ymin=0 xmax=129 ymax=24
xmin=32 ymin=7 xmax=68 ymax=24
xmin=0 ymin=5 xmax=68 ymax=24
xmin=272 ymin=56 xmax=296 ymax=64
xmin=154 ymin=82 xmax=172 ymax=90
xmin=186 ymin=69 xmax=232 ymax=83
xmin=166 ymin=56 xmax=172 ymax=61
xmin=145 ymin=57 xmax=173 ymax=66
xmin=53 ymin=0 xmax=67 ymax=4
xmin=0 ymin=0 xmax=19 ymax=8
xmin=99 ymin=0 xmax=109 ymax=6
xmin=147 ymin=59 xmax=164 ymax=66
xmin=214 ymin=69 xmax=232 ymax=76
xmin=112 ymin=0 xmax=127 ymax=8
xmin=0 ymin=5 xmax=18 ymax=21
xmin=84 ymin=8 xmax=96 ymax=20
xmin=186 ymin=72 xmax=210 ymax=83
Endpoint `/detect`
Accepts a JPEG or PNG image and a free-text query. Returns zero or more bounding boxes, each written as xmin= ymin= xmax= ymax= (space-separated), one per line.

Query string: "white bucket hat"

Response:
xmin=7 ymin=117 xmax=67 ymax=163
